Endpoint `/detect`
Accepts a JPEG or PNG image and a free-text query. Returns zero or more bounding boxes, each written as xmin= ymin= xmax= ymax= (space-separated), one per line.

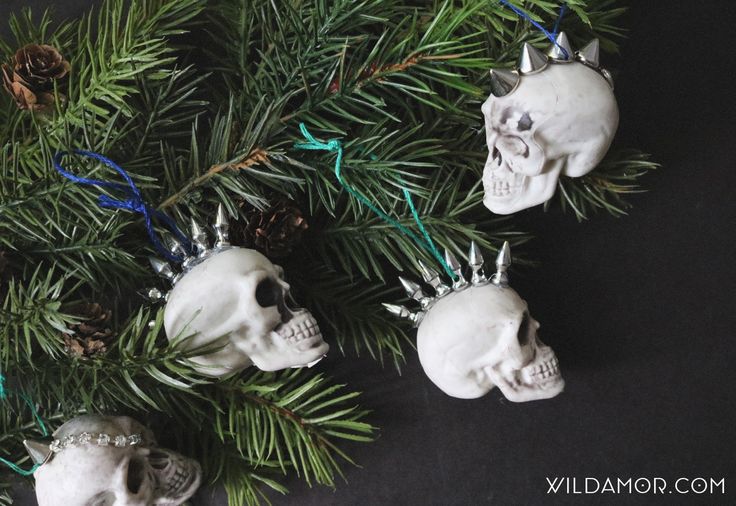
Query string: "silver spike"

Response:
xmin=398 ymin=277 xmax=433 ymax=309
xmin=576 ymin=38 xmax=600 ymax=68
xmin=468 ymin=241 xmax=487 ymax=285
xmin=24 ymin=439 xmax=52 ymax=465
xmin=547 ymin=31 xmax=574 ymax=61
xmin=418 ymin=260 xmax=451 ymax=298
xmin=149 ymin=257 xmax=176 ymax=282
xmin=489 ymin=68 xmax=520 ymax=97
xmin=491 ymin=241 xmax=512 ymax=287
xmin=518 ymin=43 xmax=549 ymax=74
xmin=190 ymin=218 xmax=209 ymax=257
xmin=166 ymin=235 xmax=188 ymax=259
xmin=213 ymin=203 xmax=231 ymax=249
xmin=382 ymin=303 xmax=424 ymax=327
xmin=444 ymin=249 xmax=468 ymax=291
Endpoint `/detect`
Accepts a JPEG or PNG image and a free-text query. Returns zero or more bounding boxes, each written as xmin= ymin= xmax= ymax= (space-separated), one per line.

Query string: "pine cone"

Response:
xmin=2 ymin=44 xmax=70 ymax=111
xmin=62 ymin=303 xmax=115 ymax=359
xmin=235 ymin=200 xmax=309 ymax=258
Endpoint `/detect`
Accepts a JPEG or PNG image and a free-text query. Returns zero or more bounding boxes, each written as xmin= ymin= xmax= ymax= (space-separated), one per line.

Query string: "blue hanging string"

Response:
xmin=53 ymin=150 xmax=192 ymax=263
xmin=294 ymin=124 xmax=457 ymax=280
xmin=0 ymin=373 xmax=50 ymax=476
xmin=499 ymin=1 xmax=569 ymax=59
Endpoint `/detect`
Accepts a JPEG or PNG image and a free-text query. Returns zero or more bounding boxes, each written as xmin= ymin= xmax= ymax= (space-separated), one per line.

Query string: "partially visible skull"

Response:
xmin=164 ymin=248 xmax=329 ymax=377
xmin=33 ymin=415 xmax=201 ymax=506
xmin=417 ymin=283 xmax=564 ymax=401
xmin=481 ymin=61 xmax=619 ymax=214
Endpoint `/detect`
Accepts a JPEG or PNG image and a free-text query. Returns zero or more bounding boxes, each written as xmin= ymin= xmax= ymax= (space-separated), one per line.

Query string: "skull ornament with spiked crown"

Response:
xmin=482 ymin=33 xmax=619 ymax=214
xmin=384 ymin=242 xmax=564 ymax=401
xmin=149 ymin=204 xmax=328 ymax=377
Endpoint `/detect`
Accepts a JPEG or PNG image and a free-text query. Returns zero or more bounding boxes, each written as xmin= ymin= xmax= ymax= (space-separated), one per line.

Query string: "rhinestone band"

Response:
xmin=49 ymin=432 xmax=143 ymax=453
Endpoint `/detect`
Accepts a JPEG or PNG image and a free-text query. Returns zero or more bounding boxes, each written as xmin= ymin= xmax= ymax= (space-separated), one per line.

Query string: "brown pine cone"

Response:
xmin=62 ymin=303 xmax=116 ymax=359
xmin=235 ymin=200 xmax=309 ymax=258
xmin=2 ymin=44 xmax=70 ymax=111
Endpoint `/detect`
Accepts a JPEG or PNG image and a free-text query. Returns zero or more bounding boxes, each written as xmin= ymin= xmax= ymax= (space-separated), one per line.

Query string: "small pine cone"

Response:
xmin=62 ymin=303 xmax=115 ymax=359
xmin=2 ymin=44 xmax=70 ymax=111
xmin=234 ymin=200 xmax=309 ymax=258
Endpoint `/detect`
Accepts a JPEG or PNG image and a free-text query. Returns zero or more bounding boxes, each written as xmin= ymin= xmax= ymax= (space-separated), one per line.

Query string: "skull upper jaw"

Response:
xmin=237 ymin=310 xmax=329 ymax=371
xmin=484 ymin=345 xmax=565 ymax=402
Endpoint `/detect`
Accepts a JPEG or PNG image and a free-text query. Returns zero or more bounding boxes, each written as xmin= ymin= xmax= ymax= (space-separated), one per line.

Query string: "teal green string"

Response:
xmin=0 ymin=372 xmax=49 ymax=476
xmin=295 ymin=123 xmax=456 ymax=280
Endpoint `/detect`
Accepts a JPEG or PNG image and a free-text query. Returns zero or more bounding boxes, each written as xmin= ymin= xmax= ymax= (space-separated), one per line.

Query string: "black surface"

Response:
xmin=3 ymin=1 xmax=736 ymax=505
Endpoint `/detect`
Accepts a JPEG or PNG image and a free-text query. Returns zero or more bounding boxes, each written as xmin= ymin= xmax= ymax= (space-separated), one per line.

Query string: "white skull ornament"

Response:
xmin=26 ymin=415 xmax=201 ymax=506
xmin=152 ymin=205 xmax=328 ymax=377
xmin=481 ymin=35 xmax=619 ymax=214
xmin=385 ymin=242 xmax=564 ymax=401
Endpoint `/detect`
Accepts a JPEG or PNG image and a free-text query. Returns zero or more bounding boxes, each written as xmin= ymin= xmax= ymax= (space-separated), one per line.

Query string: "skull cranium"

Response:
xmin=481 ymin=62 xmax=619 ymax=214
xmin=417 ymin=283 xmax=564 ymax=401
xmin=32 ymin=415 xmax=201 ymax=506
xmin=164 ymin=248 xmax=329 ymax=376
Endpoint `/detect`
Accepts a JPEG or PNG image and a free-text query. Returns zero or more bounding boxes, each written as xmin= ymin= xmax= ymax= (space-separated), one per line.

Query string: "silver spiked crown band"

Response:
xmin=489 ymin=33 xmax=613 ymax=98
xmin=147 ymin=203 xmax=234 ymax=300
xmin=23 ymin=432 xmax=148 ymax=466
xmin=383 ymin=241 xmax=512 ymax=327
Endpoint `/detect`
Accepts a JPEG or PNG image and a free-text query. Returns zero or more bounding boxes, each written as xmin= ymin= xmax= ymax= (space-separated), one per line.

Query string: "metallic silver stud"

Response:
xmin=190 ymin=218 xmax=209 ymax=257
xmin=489 ymin=68 xmax=520 ymax=97
xmin=576 ymin=38 xmax=600 ymax=68
xmin=149 ymin=257 xmax=176 ymax=282
xmin=518 ymin=43 xmax=549 ymax=74
xmin=418 ymin=260 xmax=452 ymax=298
xmin=444 ymin=249 xmax=468 ymax=291
xmin=399 ymin=277 xmax=434 ymax=310
xmin=382 ymin=303 xmax=424 ymax=327
xmin=547 ymin=31 xmax=574 ymax=61
xmin=24 ymin=439 xmax=52 ymax=465
xmin=491 ymin=241 xmax=512 ymax=287
xmin=468 ymin=241 xmax=487 ymax=285
xmin=213 ymin=203 xmax=230 ymax=249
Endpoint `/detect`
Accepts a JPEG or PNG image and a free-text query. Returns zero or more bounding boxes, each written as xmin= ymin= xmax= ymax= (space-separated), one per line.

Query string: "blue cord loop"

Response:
xmin=53 ymin=150 xmax=192 ymax=263
xmin=0 ymin=373 xmax=50 ymax=476
xmin=499 ymin=1 xmax=569 ymax=59
xmin=295 ymin=123 xmax=457 ymax=280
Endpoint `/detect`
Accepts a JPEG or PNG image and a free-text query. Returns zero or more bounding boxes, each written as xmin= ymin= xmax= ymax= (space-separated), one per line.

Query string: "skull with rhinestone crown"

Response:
xmin=482 ymin=34 xmax=619 ymax=214
xmin=25 ymin=414 xmax=201 ymax=506
xmin=148 ymin=204 xmax=328 ymax=377
xmin=384 ymin=242 xmax=564 ymax=401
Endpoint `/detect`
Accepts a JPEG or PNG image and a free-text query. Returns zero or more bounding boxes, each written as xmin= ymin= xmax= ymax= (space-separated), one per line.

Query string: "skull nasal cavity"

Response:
xmin=256 ymin=278 xmax=282 ymax=307
xmin=126 ymin=457 xmax=146 ymax=494
xmin=517 ymin=312 xmax=531 ymax=346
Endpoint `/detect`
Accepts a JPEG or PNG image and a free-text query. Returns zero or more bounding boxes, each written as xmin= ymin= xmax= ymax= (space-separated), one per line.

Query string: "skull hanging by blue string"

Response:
xmin=482 ymin=5 xmax=619 ymax=214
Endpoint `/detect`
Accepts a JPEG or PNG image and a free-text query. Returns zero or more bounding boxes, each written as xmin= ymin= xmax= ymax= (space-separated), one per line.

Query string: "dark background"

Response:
xmin=4 ymin=1 xmax=736 ymax=505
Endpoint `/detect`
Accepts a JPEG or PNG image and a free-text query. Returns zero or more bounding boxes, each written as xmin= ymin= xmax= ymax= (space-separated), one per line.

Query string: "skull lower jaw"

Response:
xmin=246 ymin=311 xmax=329 ymax=371
xmin=153 ymin=457 xmax=202 ymax=505
xmin=482 ymin=160 xmax=563 ymax=215
xmin=485 ymin=351 xmax=565 ymax=403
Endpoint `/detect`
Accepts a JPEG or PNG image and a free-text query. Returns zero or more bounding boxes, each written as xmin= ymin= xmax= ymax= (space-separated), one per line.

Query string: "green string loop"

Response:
xmin=0 ymin=372 xmax=49 ymax=476
xmin=295 ymin=123 xmax=456 ymax=280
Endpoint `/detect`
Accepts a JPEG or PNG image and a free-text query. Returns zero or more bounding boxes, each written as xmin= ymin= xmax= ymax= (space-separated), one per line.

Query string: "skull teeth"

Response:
xmin=529 ymin=358 xmax=560 ymax=382
xmin=277 ymin=315 xmax=322 ymax=343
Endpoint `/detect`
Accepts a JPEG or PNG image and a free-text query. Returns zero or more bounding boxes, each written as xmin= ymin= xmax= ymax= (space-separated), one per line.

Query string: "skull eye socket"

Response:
xmin=517 ymin=312 xmax=531 ymax=346
xmin=126 ymin=456 xmax=147 ymax=494
xmin=255 ymin=277 xmax=282 ymax=307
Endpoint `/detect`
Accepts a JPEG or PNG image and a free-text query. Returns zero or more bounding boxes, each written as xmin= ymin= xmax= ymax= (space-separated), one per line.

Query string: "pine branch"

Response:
xmin=553 ymin=149 xmax=658 ymax=220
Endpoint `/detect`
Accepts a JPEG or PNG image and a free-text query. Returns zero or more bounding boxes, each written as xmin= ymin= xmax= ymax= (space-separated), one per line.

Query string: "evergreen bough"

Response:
xmin=0 ymin=0 xmax=656 ymax=503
